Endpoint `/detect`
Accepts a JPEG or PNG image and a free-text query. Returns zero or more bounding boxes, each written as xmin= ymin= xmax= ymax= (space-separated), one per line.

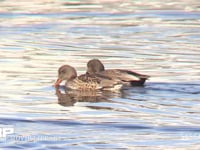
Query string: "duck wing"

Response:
xmin=78 ymin=73 xmax=122 ymax=90
xmin=117 ymin=69 xmax=150 ymax=80
xmin=97 ymin=69 xmax=149 ymax=82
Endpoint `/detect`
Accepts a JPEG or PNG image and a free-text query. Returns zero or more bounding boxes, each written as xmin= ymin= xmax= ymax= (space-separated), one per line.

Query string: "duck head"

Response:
xmin=87 ymin=59 xmax=105 ymax=74
xmin=54 ymin=65 xmax=77 ymax=86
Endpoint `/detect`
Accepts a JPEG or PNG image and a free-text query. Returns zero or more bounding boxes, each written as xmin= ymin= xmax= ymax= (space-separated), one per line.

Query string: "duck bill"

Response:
xmin=54 ymin=79 xmax=62 ymax=87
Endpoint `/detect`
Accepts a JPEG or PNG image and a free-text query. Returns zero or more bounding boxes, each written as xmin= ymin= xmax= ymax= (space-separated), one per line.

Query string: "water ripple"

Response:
xmin=0 ymin=0 xmax=200 ymax=149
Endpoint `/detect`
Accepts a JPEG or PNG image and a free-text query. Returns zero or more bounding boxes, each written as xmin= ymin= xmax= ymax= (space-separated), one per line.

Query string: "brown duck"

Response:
xmin=86 ymin=59 xmax=150 ymax=86
xmin=54 ymin=65 xmax=123 ymax=91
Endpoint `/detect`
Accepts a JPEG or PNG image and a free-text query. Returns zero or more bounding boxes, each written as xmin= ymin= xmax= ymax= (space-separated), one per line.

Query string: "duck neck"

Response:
xmin=68 ymin=73 xmax=77 ymax=81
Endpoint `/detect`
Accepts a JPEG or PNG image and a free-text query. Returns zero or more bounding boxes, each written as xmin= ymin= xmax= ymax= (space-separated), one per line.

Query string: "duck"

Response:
xmin=86 ymin=59 xmax=150 ymax=86
xmin=54 ymin=65 xmax=123 ymax=91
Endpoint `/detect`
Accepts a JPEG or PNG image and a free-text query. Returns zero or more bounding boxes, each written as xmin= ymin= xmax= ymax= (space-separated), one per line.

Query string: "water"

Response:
xmin=0 ymin=0 xmax=200 ymax=149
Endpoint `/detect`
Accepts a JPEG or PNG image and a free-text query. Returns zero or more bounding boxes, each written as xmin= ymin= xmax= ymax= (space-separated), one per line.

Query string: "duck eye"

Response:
xmin=59 ymin=70 xmax=65 ymax=74
xmin=61 ymin=70 xmax=66 ymax=74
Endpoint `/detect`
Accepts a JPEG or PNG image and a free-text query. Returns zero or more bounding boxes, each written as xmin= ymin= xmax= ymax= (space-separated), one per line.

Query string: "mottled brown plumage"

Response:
xmin=54 ymin=65 xmax=123 ymax=91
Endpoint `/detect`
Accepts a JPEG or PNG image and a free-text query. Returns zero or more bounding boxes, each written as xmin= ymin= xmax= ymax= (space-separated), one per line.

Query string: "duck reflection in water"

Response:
xmin=55 ymin=86 xmax=122 ymax=107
